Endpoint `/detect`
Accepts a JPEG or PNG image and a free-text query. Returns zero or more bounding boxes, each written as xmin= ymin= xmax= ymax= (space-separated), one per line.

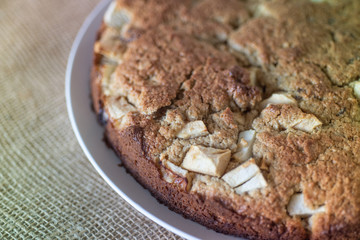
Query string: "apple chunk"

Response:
xmin=222 ymin=158 xmax=260 ymax=187
xmin=176 ymin=120 xmax=209 ymax=139
xmin=106 ymin=97 xmax=136 ymax=119
xmin=235 ymin=172 xmax=267 ymax=194
xmin=181 ymin=145 xmax=231 ymax=177
xmin=293 ymin=116 xmax=322 ymax=132
xmin=162 ymin=160 xmax=188 ymax=178
xmin=160 ymin=160 xmax=193 ymax=190
xmin=233 ymin=130 xmax=256 ymax=162
xmin=104 ymin=1 xmax=131 ymax=28
xmin=350 ymin=80 xmax=360 ymax=99
xmin=260 ymin=92 xmax=297 ymax=109
xmin=287 ymin=193 xmax=325 ymax=217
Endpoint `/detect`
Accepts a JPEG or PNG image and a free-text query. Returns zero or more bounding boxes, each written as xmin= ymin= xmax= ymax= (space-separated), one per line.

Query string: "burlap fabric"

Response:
xmin=0 ymin=1 xmax=181 ymax=239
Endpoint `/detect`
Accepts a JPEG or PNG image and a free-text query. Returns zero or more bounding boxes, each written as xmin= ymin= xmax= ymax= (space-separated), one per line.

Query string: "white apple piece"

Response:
xmin=162 ymin=160 xmax=189 ymax=178
xmin=176 ymin=120 xmax=209 ymax=139
xmin=104 ymin=1 xmax=131 ymax=28
xmin=293 ymin=115 xmax=322 ymax=132
xmin=258 ymin=104 xmax=323 ymax=133
xmin=233 ymin=130 xmax=256 ymax=162
xmin=181 ymin=145 xmax=231 ymax=177
xmin=235 ymin=172 xmax=267 ymax=194
xmin=107 ymin=97 xmax=136 ymax=119
xmin=260 ymin=92 xmax=297 ymax=109
xmin=308 ymin=215 xmax=315 ymax=230
xmin=350 ymin=80 xmax=360 ymax=99
xmin=161 ymin=160 xmax=192 ymax=191
xmin=100 ymin=64 xmax=117 ymax=96
xmin=222 ymin=158 xmax=260 ymax=187
xmin=287 ymin=193 xmax=325 ymax=217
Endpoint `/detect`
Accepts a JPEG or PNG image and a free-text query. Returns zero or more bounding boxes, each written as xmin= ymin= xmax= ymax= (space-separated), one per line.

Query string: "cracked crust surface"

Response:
xmin=91 ymin=0 xmax=360 ymax=239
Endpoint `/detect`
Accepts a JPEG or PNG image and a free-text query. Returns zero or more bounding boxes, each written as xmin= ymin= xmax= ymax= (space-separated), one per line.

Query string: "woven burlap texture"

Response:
xmin=0 ymin=0 xmax=182 ymax=239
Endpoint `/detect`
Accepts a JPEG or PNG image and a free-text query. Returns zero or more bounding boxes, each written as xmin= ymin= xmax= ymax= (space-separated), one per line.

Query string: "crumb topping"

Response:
xmin=95 ymin=0 xmax=360 ymax=236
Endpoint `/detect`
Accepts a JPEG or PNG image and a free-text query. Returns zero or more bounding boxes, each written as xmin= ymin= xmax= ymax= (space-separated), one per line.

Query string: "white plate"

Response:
xmin=65 ymin=1 xmax=242 ymax=239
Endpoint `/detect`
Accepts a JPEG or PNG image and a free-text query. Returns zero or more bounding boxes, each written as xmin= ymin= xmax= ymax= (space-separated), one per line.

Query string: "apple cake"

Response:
xmin=91 ymin=0 xmax=360 ymax=239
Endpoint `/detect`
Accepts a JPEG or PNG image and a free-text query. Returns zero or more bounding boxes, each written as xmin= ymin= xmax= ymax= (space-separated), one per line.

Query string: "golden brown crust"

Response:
xmin=91 ymin=0 xmax=360 ymax=239
xmin=104 ymin=121 xmax=308 ymax=240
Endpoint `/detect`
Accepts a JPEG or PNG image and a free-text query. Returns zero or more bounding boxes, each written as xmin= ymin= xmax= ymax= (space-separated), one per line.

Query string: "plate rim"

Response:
xmin=65 ymin=1 xmax=242 ymax=240
xmin=65 ymin=1 xmax=199 ymax=239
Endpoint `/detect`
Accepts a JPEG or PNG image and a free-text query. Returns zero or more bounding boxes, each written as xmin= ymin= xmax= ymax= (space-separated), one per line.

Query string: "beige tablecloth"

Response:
xmin=0 ymin=1 xmax=181 ymax=239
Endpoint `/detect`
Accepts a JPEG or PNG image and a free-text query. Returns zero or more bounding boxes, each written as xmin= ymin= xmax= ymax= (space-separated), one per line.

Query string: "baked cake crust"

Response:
xmin=91 ymin=0 xmax=360 ymax=239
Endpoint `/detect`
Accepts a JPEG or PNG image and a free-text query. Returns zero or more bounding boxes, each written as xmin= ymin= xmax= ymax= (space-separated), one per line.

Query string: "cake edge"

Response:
xmin=90 ymin=21 xmax=360 ymax=240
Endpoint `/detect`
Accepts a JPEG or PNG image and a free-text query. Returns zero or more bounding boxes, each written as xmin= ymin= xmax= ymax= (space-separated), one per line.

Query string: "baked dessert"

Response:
xmin=91 ymin=0 xmax=360 ymax=239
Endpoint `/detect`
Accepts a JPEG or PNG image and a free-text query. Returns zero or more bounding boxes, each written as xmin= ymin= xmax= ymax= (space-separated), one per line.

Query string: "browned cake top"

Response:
xmin=93 ymin=0 xmax=360 ymax=238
